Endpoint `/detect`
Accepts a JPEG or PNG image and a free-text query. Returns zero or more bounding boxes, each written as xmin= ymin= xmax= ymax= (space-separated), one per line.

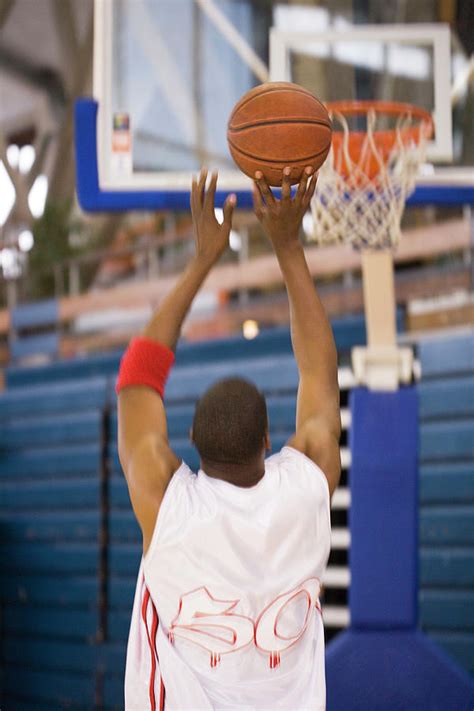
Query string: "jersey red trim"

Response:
xmin=142 ymin=582 xmax=166 ymax=710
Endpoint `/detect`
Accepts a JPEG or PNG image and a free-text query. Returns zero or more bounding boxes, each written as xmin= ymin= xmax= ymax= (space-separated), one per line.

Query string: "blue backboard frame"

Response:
xmin=74 ymin=98 xmax=255 ymax=212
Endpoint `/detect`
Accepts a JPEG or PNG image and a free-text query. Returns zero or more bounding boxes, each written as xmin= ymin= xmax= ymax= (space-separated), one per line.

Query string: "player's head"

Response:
xmin=192 ymin=377 xmax=269 ymax=472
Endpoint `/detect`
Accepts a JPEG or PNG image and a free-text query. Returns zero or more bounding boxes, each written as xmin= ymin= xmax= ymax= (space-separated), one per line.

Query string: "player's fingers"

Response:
xmin=303 ymin=171 xmax=318 ymax=208
xmin=204 ymin=171 xmax=218 ymax=212
xmin=223 ymin=193 xmax=237 ymax=227
xmin=281 ymin=167 xmax=291 ymax=202
xmin=252 ymin=183 xmax=265 ymax=218
xmin=255 ymin=171 xmax=276 ymax=206
xmin=191 ymin=176 xmax=199 ymax=218
xmin=296 ymin=166 xmax=313 ymax=204
xmin=198 ymin=167 xmax=208 ymax=206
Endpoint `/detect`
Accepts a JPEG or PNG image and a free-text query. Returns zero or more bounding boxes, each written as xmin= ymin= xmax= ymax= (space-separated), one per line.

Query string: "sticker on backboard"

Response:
xmin=111 ymin=112 xmax=132 ymax=175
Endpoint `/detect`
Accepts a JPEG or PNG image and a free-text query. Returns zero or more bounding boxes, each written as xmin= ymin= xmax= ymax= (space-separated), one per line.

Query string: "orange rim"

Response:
xmin=325 ymin=100 xmax=433 ymax=179
xmin=327 ymin=99 xmax=432 ymax=121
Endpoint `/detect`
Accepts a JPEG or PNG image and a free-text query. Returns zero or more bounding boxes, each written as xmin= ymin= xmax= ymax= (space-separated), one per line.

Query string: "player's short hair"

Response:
xmin=192 ymin=377 xmax=268 ymax=465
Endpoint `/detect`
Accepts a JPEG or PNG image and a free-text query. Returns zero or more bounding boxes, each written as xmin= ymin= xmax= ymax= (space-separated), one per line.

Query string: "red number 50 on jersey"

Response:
xmin=168 ymin=577 xmax=321 ymax=669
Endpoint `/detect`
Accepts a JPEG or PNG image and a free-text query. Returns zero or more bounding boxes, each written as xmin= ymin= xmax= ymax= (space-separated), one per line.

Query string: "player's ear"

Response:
xmin=264 ymin=431 xmax=271 ymax=451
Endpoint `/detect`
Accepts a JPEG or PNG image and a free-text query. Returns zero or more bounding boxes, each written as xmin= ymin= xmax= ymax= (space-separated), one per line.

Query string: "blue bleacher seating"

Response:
xmin=0 ymin=374 xmax=107 ymax=709
xmin=3 ymin=312 xmax=382 ymax=389
xmin=10 ymin=299 xmax=58 ymax=331
xmin=10 ymin=298 xmax=60 ymax=363
xmin=418 ymin=331 xmax=474 ymax=678
xmin=10 ymin=332 xmax=60 ymax=361
xmin=418 ymin=332 xmax=474 ymax=378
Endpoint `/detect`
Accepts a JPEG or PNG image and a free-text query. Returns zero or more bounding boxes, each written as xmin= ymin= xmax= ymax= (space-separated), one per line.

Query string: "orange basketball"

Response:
xmin=227 ymin=82 xmax=332 ymax=187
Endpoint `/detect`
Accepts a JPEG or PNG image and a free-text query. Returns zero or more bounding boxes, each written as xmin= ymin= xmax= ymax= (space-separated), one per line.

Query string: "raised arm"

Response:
xmin=118 ymin=170 xmax=236 ymax=553
xmin=253 ymin=167 xmax=341 ymax=496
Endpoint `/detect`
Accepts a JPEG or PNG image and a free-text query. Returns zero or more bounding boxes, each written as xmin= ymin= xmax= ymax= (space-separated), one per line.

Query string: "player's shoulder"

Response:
xmin=163 ymin=459 xmax=196 ymax=497
xmin=147 ymin=460 xmax=210 ymax=550
xmin=266 ymin=446 xmax=330 ymax=499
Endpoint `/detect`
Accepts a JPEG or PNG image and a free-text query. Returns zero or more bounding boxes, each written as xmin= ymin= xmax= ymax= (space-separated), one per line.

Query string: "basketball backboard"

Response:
xmin=75 ymin=0 xmax=474 ymax=211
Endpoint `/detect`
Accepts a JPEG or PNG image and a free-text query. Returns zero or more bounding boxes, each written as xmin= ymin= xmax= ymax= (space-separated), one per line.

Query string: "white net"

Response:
xmin=310 ymin=108 xmax=431 ymax=250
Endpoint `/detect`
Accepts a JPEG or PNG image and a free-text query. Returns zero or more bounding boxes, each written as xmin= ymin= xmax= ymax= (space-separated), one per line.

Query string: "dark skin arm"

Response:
xmin=118 ymin=170 xmax=236 ymax=554
xmin=253 ymin=167 xmax=341 ymax=496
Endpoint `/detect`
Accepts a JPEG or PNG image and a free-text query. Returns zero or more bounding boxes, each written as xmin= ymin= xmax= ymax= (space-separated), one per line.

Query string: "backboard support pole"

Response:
xmin=352 ymin=250 xmax=413 ymax=391
xmin=361 ymin=251 xmax=397 ymax=348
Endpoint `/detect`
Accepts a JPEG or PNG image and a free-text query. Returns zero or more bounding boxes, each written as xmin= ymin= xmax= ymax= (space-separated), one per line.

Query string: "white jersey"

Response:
xmin=125 ymin=446 xmax=331 ymax=711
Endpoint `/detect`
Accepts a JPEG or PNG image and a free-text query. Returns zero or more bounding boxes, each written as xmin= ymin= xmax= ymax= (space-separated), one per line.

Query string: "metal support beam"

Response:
xmin=0 ymin=46 xmax=66 ymax=113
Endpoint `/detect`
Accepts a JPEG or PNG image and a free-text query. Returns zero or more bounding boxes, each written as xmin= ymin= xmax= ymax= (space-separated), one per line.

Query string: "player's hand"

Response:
xmin=191 ymin=168 xmax=236 ymax=265
xmin=253 ymin=166 xmax=317 ymax=250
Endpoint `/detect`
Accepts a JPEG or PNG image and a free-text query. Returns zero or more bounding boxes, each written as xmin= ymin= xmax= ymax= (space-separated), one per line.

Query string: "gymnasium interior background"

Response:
xmin=0 ymin=0 xmax=473 ymax=708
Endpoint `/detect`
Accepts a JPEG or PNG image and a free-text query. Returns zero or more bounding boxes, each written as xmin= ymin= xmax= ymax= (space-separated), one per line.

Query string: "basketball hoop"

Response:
xmin=310 ymin=101 xmax=433 ymax=250
xmin=310 ymin=101 xmax=434 ymax=390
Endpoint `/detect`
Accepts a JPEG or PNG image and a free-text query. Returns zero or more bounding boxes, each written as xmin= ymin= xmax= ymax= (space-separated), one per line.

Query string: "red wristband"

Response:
xmin=116 ymin=337 xmax=175 ymax=399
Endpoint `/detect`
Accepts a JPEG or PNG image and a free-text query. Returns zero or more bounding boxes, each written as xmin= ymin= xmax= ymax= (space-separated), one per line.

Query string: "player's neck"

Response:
xmin=201 ymin=456 xmax=265 ymax=489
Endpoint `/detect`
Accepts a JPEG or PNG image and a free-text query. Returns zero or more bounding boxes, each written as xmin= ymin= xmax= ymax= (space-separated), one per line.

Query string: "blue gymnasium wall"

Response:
xmin=1 ymin=321 xmax=473 ymax=709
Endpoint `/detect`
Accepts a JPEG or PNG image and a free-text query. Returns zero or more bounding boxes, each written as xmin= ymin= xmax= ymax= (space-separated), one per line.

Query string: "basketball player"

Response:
xmin=117 ymin=166 xmax=340 ymax=710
